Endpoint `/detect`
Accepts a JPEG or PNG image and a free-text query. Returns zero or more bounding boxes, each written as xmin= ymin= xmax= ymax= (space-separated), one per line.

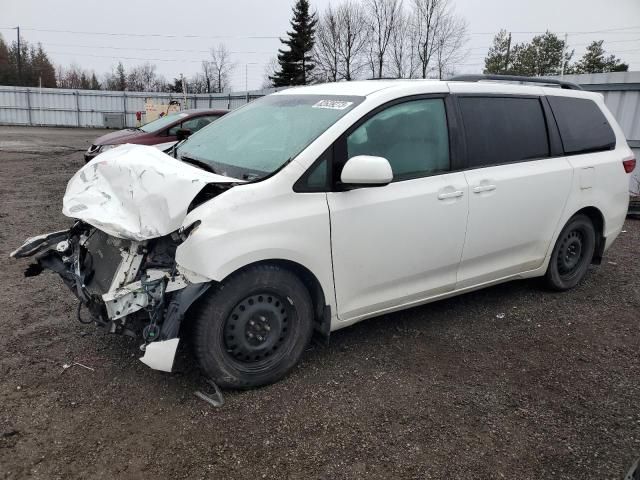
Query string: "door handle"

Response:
xmin=437 ymin=190 xmax=464 ymax=200
xmin=472 ymin=184 xmax=496 ymax=193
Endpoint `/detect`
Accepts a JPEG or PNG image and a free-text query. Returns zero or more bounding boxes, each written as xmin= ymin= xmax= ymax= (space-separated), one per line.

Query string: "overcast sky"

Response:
xmin=1 ymin=0 xmax=639 ymax=91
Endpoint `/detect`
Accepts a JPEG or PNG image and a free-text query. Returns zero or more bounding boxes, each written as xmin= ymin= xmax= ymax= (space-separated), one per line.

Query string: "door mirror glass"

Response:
xmin=175 ymin=128 xmax=193 ymax=141
xmin=340 ymin=155 xmax=393 ymax=186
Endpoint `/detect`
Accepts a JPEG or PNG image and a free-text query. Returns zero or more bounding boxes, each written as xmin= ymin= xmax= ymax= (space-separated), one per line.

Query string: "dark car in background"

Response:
xmin=84 ymin=108 xmax=228 ymax=162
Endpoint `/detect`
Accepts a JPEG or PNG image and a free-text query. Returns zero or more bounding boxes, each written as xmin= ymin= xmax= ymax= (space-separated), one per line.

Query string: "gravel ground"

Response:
xmin=0 ymin=126 xmax=639 ymax=480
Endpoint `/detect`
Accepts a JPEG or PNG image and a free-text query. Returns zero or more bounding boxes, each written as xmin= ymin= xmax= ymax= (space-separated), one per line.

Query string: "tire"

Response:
xmin=191 ymin=264 xmax=314 ymax=389
xmin=545 ymin=214 xmax=596 ymax=291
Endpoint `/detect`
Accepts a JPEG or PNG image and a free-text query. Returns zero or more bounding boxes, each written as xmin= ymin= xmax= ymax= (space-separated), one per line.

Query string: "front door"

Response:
xmin=327 ymin=97 xmax=469 ymax=321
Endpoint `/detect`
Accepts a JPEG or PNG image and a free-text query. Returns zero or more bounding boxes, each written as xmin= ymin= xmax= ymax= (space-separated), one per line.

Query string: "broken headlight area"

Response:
xmin=11 ymin=221 xmax=210 ymax=372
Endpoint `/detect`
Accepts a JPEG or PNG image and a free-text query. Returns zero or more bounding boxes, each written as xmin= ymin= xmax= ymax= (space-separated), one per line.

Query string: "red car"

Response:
xmin=84 ymin=109 xmax=228 ymax=162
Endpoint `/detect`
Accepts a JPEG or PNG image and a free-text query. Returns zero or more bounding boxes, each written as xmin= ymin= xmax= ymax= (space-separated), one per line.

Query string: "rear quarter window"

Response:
xmin=547 ymin=96 xmax=616 ymax=155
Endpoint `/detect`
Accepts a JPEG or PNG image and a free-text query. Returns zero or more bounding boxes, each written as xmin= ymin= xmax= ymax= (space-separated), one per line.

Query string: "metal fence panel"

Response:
xmin=0 ymin=85 xmax=282 ymax=128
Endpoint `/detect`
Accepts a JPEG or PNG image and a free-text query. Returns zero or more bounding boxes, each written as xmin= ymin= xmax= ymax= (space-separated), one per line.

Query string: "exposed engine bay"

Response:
xmin=10 ymin=221 xmax=211 ymax=371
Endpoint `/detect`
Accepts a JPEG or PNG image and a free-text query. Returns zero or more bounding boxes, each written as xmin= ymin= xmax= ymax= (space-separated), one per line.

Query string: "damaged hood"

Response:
xmin=63 ymin=144 xmax=240 ymax=241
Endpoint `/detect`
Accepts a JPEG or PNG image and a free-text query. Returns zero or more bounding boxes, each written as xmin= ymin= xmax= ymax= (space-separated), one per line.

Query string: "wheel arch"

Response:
xmin=572 ymin=206 xmax=606 ymax=264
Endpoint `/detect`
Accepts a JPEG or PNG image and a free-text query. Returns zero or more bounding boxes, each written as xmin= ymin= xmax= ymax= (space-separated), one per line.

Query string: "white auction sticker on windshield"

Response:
xmin=312 ymin=100 xmax=353 ymax=110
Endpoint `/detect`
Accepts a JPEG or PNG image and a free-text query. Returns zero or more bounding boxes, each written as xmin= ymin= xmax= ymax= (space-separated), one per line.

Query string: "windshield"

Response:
xmin=176 ymin=94 xmax=363 ymax=179
xmin=139 ymin=112 xmax=188 ymax=133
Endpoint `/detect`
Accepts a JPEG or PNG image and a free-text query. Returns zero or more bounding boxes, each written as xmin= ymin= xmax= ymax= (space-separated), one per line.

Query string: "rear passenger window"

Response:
xmin=346 ymin=98 xmax=450 ymax=180
xmin=459 ymin=97 xmax=549 ymax=168
xmin=547 ymin=96 xmax=616 ymax=154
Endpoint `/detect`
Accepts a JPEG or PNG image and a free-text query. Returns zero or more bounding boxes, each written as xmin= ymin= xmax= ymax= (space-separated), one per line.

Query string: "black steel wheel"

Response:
xmin=191 ymin=264 xmax=314 ymax=389
xmin=223 ymin=293 xmax=293 ymax=367
xmin=545 ymin=214 xmax=596 ymax=291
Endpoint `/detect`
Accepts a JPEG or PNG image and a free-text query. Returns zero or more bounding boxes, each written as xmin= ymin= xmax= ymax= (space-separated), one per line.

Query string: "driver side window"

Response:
xmin=168 ymin=123 xmax=182 ymax=137
xmin=346 ymin=98 xmax=450 ymax=181
xmin=167 ymin=115 xmax=218 ymax=136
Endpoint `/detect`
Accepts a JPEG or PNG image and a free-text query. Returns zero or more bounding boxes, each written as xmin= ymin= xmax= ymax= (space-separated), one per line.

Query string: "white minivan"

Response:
xmin=12 ymin=75 xmax=635 ymax=388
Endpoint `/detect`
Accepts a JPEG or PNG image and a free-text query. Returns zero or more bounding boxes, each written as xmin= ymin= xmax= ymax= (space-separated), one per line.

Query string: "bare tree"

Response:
xmin=209 ymin=44 xmax=234 ymax=93
xmin=314 ymin=4 xmax=341 ymax=82
xmin=365 ymin=0 xmax=402 ymax=78
xmin=411 ymin=0 xmax=446 ymax=78
xmin=433 ymin=12 xmax=467 ymax=79
xmin=336 ymin=0 xmax=368 ymax=80
xmin=201 ymin=60 xmax=213 ymax=93
xmin=262 ymin=57 xmax=279 ymax=89
xmin=126 ymin=62 xmax=161 ymax=91
xmin=313 ymin=1 xmax=368 ymax=82
xmin=57 ymin=64 xmax=88 ymax=89
xmin=389 ymin=10 xmax=419 ymax=78
xmin=188 ymin=73 xmax=210 ymax=93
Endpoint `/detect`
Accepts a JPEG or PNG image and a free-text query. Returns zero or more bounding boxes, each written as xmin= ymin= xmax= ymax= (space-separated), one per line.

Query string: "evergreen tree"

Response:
xmin=572 ymin=40 xmax=628 ymax=73
xmin=508 ymin=31 xmax=572 ymax=76
xmin=32 ymin=44 xmax=56 ymax=87
xmin=484 ymin=30 xmax=511 ymax=74
xmin=8 ymin=38 xmax=29 ymax=85
xmin=270 ymin=0 xmax=317 ymax=86
xmin=0 ymin=35 xmax=56 ymax=87
xmin=116 ymin=62 xmax=127 ymax=91
xmin=90 ymin=72 xmax=101 ymax=90
xmin=0 ymin=35 xmax=12 ymax=85
xmin=80 ymin=72 xmax=90 ymax=89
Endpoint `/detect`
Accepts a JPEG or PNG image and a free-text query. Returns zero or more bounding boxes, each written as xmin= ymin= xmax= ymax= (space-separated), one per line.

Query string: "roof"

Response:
xmin=275 ymin=79 xmax=444 ymax=97
xmin=273 ymin=78 xmax=601 ymax=99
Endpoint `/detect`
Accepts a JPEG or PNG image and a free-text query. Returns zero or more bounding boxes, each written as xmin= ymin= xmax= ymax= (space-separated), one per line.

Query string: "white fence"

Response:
xmin=0 ymin=86 xmax=281 ymax=128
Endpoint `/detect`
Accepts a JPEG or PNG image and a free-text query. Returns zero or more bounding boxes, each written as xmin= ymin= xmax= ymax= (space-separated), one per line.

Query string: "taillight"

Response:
xmin=623 ymin=156 xmax=636 ymax=174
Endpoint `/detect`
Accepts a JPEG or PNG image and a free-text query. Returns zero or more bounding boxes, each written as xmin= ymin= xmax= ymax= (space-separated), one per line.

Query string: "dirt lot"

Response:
xmin=0 ymin=125 xmax=638 ymax=479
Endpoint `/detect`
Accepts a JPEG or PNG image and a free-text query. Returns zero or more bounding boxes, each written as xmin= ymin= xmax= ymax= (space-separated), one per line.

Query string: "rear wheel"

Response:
xmin=545 ymin=214 xmax=596 ymax=291
xmin=191 ymin=264 xmax=314 ymax=389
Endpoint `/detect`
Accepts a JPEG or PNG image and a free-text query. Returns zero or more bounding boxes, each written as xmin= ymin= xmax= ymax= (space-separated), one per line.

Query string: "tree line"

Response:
xmin=268 ymin=0 xmax=629 ymax=86
xmin=0 ymin=33 xmax=235 ymax=93
xmin=0 ymin=0 xmax=632 ymax=93
xmin=268 ymin=0 xmax=468 ymax=86
xmin=0 ymin=35 xmax=56 ymax=87
xmin=484 ymin=30 xmax=628 ymax=76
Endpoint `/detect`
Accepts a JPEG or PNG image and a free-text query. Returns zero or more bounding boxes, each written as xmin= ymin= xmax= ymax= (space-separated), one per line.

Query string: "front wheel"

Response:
xmin=191 ymin=264 xmax=314 ymax=389
xmin=545 ymin=214 xmax=596 ymax=291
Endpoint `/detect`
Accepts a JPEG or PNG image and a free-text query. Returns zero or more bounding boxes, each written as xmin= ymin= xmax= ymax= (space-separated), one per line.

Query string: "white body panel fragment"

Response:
xmin=140 ymin=338 xmax=180 ymax=372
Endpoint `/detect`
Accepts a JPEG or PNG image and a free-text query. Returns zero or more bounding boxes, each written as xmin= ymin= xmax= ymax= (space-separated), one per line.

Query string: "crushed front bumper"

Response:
xmin=11 ymin=222 xmax=210 ymax=372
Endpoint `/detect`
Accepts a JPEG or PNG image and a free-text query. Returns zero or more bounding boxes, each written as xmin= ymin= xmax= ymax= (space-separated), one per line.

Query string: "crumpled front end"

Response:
xmin=10 ymin=145 xmax=243 ymax=372
xmin=11 ymin=221 xmax=210 ymax=372
xmin=63 ymin=144 xmax=239 ymax=241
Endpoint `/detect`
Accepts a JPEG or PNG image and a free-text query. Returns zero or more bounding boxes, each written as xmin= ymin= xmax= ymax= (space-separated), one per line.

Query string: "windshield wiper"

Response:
xmin=180 ymin=156 xmax=216 ymax=174
xmin=171 ymin=138 xmax=189 ymax=158
xmin=242 ymin=173 xmax=260 ymax=181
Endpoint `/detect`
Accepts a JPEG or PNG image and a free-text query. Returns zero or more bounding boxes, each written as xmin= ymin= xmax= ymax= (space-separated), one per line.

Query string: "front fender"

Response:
xmin=174 ymin=179 xmax=335 ymax=314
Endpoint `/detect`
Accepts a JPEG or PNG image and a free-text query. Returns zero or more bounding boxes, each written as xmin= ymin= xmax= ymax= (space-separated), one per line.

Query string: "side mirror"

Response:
xmin=340 ymin=155 xmax=393 ymax=187
xmin=175 ymin=128 xmax=193 ymax=141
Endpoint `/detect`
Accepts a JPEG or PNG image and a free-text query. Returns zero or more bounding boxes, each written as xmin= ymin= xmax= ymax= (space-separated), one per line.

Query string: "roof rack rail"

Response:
xmin=448 ymin=74 xmax=583 ymax=91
